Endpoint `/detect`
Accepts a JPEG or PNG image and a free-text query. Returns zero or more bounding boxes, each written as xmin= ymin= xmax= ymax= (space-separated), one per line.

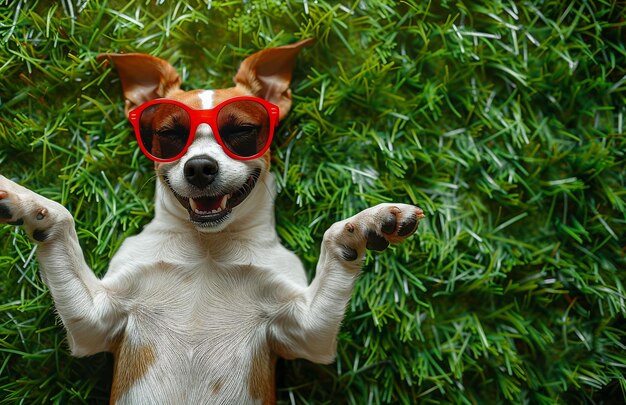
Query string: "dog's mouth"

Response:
xmin=165 ymin=169 xmax=261 ymax=226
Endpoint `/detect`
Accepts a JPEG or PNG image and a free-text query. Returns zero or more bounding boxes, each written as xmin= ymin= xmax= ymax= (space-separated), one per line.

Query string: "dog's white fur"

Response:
xmin=0 ymin=41 xmax=423 ymax=404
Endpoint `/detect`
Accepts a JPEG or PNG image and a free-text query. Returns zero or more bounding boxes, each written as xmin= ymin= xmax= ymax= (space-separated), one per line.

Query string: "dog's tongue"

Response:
xmin=192 ymin=195 xmax=222 ymax=212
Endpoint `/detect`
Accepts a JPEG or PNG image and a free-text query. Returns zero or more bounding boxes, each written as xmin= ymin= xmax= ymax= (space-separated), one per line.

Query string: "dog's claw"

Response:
xmin=36 ymin=208 xmax=48 ymax=221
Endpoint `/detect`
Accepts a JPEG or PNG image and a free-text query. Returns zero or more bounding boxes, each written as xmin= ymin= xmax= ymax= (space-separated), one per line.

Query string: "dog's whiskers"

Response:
xmin=260 ymin=176 xmax=277 ymax=204
xmin=138 ymin=174 xmax=158 ymax=194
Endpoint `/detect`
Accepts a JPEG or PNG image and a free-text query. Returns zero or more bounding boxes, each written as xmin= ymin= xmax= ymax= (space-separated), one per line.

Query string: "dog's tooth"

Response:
xmin=190 ymin=198 xmax=208 ymax=215
xmin=189 ymin=196 xmax=227 ymax=215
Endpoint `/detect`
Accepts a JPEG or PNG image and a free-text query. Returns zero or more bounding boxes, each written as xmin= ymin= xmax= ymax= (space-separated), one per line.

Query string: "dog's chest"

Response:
xmin=117 ymin=260 xmax=279 ymax=403
xmin=130 ymin=260 xmax=273 ymax=342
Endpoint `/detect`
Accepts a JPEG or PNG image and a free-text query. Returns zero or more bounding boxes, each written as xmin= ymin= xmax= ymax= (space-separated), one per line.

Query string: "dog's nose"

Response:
xmin=184 ymin=155 xmax=219 ymax=188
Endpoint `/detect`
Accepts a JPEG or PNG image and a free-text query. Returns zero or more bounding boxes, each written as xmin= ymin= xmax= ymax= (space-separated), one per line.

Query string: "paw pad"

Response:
xmin=340 ymin=244 xmax=358 ymax=261
xmin=398 ymin=216 xmax=418 ymax=237
xmin=330 ymin=204 xmax=424 ymax=262
xmin=366 ymin=229 xmax=389 ymax=251
xmin=33 ymin=229 xmax=48 ymax=242
xmin=0 ymin=204 xmax=11 ymax=219
xmin=0 ymin=192 xmax=11 ymax=219
xmin=381 ymin=209 xmax=399 ymax=234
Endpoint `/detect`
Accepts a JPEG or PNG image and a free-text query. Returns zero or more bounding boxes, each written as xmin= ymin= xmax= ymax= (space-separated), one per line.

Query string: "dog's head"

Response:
xmin=99 ymin=40 xmax=312 ymax=232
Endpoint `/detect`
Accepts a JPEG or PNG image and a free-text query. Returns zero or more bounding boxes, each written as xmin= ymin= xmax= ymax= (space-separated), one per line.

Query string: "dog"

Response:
xmin=0 ymin=39 xmax=424 ymax=404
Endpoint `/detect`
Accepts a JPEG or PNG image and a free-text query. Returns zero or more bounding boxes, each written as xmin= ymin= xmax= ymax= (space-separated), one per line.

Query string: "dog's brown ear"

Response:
xmin=97 ymin=53 xmax=182 ymax=116
xmin=234 ymin=39 xmax=314 ymax=119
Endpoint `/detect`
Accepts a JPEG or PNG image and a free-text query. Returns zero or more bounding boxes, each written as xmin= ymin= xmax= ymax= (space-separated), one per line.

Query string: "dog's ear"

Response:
xmin=97 ymin=53 xmax=182 ymax=116
xmin=234 ymin=39 xmax=314 ymax=119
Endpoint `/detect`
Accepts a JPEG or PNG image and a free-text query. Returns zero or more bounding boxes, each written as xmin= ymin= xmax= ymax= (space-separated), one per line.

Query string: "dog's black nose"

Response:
xmin=184 ymin=155 xmax=219 ymax=188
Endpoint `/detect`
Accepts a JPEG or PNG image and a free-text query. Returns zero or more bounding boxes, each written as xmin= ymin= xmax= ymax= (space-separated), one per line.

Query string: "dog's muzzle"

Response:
xmin=164 ymin=168 xmax=261 ymax=226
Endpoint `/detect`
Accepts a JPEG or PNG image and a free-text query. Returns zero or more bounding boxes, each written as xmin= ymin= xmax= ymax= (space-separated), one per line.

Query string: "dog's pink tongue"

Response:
xmin=193 ymin=196 xmax=221 ymax=212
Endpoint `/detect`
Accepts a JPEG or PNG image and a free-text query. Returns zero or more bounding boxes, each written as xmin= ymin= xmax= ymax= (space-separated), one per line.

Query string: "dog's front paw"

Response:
xmin=324 ymin=203 xmax=425 ymax=262
xmin=0 ymin=175 xmax=70 ymax=243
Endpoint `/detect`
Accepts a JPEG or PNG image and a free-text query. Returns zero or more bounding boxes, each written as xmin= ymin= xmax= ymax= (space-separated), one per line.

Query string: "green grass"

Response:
xmin=1 ymin=0 xmax=625 ymax=403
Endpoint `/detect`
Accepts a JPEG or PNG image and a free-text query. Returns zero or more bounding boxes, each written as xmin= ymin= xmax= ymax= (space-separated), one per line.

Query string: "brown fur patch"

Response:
xmin=166 ymin=86 xmax=253 ymax=109
xmin=211 ymin=379 xmax=224 ymax=394
xmin=262 ymin=151 xmax=271 ymax=170
xmin=212 ymin=86 xmax=250 ymax=106
xmin=249 ymin=347 xmax=277 ymax=405
xmin=166 ymin=89 xmax=205 ymax=109
xmin=110 ymin=335 xmax=156 ymax=405
xmin=270 ymin=338 xmax=296 ymax=361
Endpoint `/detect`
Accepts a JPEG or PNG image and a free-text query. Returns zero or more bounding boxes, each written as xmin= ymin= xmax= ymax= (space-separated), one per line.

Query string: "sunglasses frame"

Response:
xmin=128 ymin=96 xmax=280 ymax=163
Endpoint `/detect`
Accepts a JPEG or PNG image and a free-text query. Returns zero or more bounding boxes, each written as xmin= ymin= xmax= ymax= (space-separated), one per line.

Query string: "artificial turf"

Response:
xmin=1 ymin=1 xmax=625 ymax=404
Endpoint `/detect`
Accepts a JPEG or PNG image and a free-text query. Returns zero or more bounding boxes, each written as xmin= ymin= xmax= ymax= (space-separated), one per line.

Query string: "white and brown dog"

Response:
xmin=0 ymin=40 xmax=424 ymax=404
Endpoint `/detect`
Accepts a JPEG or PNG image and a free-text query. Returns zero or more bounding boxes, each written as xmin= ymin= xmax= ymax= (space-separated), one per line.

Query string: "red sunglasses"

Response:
xmin=128 ymin=96 xmax=280 ymax=162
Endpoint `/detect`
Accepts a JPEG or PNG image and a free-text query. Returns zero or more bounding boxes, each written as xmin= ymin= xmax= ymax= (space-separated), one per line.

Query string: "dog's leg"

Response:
xmin=0 ymin=175 xmax=122 ymax=356
xmin=270 ymin=203 xmax=424 ymax=363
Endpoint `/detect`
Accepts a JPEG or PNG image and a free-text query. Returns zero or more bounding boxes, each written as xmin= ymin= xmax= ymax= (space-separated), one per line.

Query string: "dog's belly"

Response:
xmin=111 ymin=262 xmax=282 ymax=405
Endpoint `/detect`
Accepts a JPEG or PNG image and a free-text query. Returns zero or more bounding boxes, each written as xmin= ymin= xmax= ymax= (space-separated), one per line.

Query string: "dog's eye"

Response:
xmin=220 ymin=125 xmax=260 ymax=145
xmin=155 ymin=113 xmax=190 ymax=136
xmin=157 ymin=124 xmax=188 ymax=138
xmin=220 ymin=123 xmax=261 ymax=156
xmin=157 ymin=128 xmax=186 ymax=138
xmin=221 ymin=124 xmax=259 ymax=137
xmin=152 ymin=123 xmax=189 ymax=158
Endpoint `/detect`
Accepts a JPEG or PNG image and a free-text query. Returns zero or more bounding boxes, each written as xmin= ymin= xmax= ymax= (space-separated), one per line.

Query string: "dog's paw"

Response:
xmin=0 ymin=175 xmax=70 ymax=243
xmin=324 ymin=203 xmax=425 ymax=262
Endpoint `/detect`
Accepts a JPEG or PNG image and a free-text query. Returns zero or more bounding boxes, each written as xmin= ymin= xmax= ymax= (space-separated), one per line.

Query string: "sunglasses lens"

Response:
xmin=139 ymin=103 xmax=191 ymax=160
xmin=217 ymin=100 xmax=271 ymax=158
